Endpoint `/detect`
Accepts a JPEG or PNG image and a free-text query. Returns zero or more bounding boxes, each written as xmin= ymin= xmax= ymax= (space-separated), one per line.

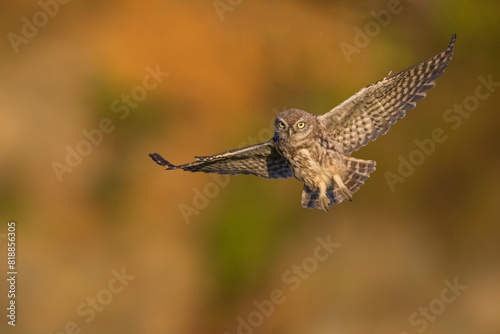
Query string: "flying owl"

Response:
xmin=150 ymin=35 xmax=456 ymax=211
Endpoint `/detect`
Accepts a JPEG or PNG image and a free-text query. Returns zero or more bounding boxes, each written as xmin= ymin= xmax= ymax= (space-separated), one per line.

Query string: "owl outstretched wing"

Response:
xmin=149 ymin=140 xmax=293 ymax=179
xmin=319 ymin=34 xmax=456 ymax=155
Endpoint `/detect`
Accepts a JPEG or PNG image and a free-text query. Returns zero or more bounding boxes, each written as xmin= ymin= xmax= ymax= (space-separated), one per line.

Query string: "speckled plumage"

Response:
xmin=150 ymin=34 xmax=455 ymax=211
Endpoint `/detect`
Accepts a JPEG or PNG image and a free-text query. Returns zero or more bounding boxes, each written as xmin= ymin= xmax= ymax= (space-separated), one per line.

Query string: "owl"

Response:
xmin=150 ymin=35 xmax=455 ymax=211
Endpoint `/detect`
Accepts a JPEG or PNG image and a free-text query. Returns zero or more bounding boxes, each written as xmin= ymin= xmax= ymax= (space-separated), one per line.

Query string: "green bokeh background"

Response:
xmin=1 ymin=1 xmax=499 ymax=333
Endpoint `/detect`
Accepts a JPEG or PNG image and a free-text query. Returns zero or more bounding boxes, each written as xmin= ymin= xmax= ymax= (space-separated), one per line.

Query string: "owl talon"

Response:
xmin=341 ymin=188 xmax=353 ymax=201
xmin=319 ymin=195 xmax=330 ymax=212
xmin=333 ymin=174 xmax=353 ymax=202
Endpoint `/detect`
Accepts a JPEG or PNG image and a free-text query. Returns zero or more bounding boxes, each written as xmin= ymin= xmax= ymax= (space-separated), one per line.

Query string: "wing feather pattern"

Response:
xmin=319 ymin=34 xmax=456 ymax=155
xmin=149 ymin=140 xmax=293 ymax=179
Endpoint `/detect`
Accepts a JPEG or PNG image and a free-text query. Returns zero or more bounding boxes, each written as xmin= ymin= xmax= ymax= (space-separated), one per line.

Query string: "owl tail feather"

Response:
xmin=301 ymin=157 xmax=376 ymax=210
xmin=341 ymin=157 xmax=377 ymax=198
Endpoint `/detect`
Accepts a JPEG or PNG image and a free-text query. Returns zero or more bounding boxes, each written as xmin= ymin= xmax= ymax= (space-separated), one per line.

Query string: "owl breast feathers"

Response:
xmin=150 ymin=34 xmax=456 ymax=211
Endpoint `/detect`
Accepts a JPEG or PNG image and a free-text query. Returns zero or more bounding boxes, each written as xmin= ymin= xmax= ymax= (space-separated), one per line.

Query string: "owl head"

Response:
xmin=274 ymin=108 xmax=315 ymax=142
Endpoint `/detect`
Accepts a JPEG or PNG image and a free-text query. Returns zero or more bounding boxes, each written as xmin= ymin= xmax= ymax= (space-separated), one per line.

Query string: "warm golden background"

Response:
xmin=1 ymin=0 xmax=499 ymax=333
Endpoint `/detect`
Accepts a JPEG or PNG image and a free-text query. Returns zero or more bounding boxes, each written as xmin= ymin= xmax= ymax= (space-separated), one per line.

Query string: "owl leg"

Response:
xmin=333 ymin=174 xmax=352 ymax=201
xmin=318 ymin=182 xmax=331 ymax=212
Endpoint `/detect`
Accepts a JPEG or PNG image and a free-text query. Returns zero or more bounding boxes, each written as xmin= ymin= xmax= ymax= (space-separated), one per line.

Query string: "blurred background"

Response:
xmin=1 ymin=0 xmax=499 ymax=333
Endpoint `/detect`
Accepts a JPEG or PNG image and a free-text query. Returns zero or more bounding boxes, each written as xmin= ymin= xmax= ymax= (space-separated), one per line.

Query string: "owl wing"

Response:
xmin=318 ymin=34 xmax=456 ymax=155
xmin=149 ymin=140 xmax=293 ymax=179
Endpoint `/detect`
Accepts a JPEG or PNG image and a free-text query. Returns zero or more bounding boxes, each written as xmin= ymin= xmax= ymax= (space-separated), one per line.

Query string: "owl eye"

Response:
xmin=297 ymin=122 xmax=306 ymax=129
xmin=278 ymin=121 xmax=286 ymax=128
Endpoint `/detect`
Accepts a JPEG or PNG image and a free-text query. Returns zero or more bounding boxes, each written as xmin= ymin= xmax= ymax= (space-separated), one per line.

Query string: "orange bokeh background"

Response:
xmin=1 ymin=1 xmax=499 ymax=333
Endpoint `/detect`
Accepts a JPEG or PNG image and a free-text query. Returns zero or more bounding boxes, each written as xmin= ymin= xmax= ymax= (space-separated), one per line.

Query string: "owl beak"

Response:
xmin=288 ymin=129 xmax=293 ymax=136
